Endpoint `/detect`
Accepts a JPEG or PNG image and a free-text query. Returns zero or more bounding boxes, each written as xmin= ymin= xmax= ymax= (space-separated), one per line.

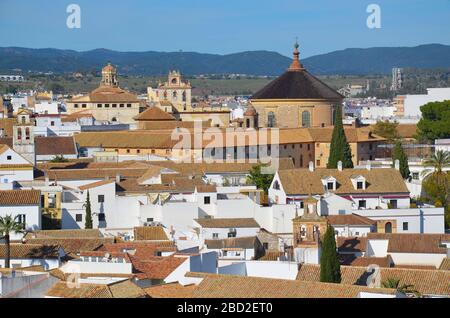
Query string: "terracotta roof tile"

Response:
xmin=145 ymin=283 xmax=196 ymax=298
xmin=134 ymin=107 xmax=176 ymax=121
xmin=327 ymin=214 xmax=376 ymax=226
xmin=296 ymin=264 xmax=450 ymax=296
xmin=133 ymin=227 xmax=170 ymax=241
xmin=367 ymin=233 xmax=450 ymax=254
xmin=278 ymin=168 xmax=409 ymax=195
xmin=0 ymin=244 xmax=60 ymax=259
xmin=192 ymin=274 xmax=396 ymax=298
xmin=0 ymin=190 xmax=40 ymax=205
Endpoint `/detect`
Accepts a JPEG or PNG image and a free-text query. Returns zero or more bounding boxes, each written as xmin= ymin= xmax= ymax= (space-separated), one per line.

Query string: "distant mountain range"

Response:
xmin=0 ymin=44 xmax=449 ymax=76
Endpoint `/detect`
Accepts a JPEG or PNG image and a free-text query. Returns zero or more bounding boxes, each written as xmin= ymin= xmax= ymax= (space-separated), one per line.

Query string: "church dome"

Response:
xmin=251 ymin=43 xmax=343 ymax=101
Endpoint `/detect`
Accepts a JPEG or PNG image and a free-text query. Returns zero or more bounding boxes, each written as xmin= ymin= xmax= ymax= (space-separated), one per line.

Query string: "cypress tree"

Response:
xmin=327 ymin=105 xmax=353 ymax=169
xmin=320 ymin=225 xmax=341 ymax=283
xmin=84 ymin=191 xmax=93 ymax=229
xmin=392 ymin=141 xmax=410 ymax=179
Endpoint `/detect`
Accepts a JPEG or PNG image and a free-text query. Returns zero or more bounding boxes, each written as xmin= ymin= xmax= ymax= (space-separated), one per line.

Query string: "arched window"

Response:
xmin=171 ymin=78 xmax=177 ymax=84
xmin=21 ymin=116 xmax=26 ymax=124
xmin=25 ymin=127 xmax=30 ymax=140
xmin=17 ymin=128 xmax=22 ymax=140
xmin=267 ymin=112 xmax=276 ymax=128
xmin=302 ymin=111 xmax=311 ymax=127
xmin=182 ymin=91 xmax=186 ymax=102
xmin=246 ymin=118 xmax=250 ymax=128
xmin=385 ymin=222 xmax=392 ymax=233
xmin=172 ymin=91 xmax=177 ymax=101
xmin=111 ymin=117 xmax=117 ymax=122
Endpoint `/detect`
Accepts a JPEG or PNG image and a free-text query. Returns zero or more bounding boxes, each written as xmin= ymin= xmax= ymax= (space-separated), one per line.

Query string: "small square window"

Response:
xmin=212 ymin=233 xmax=219 ymax=239
xmin=147 ymin=218 xmax=154 ymax=222
xmin=105 ymin=104 xmax=110 ymax=108
xmin=112 ymin=104 xmax=117 ymax=108
xmin=358 ymin=200 xmax=366 ymax=209
xmin=76 ymin=214 xmax=82 ymax=222
xmin=204 ymin=196 xmax=211 ymax=205
xmin=97 ymin=104 xmax=102 ymax=108
xmin=327 ymin=182 xmax=334 ymax=190
xmin=263 ymin=243 xmax=269 ymax=250
xmin=98 ymin=213 xmax=105 ymax=222
xmin=357 ymin=181 xmax=364 ymax=189
xmin=120 ymin=104 xmax=124 ymax=108
xmin=6 ymin=155 xmax=12 ymax=160
xmin=127 ymin=104 xmax=132 ymax=108
xmin=98 ymin=195 xmax=105 ymax=203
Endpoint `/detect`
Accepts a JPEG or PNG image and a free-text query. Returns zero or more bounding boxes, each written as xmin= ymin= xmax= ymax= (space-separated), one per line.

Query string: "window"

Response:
xmin=76 ymin=214 xmax=82 ymax=222
xmin=120 ymin=104 xmax=124 ymax=108
xmin=147 ymin=218 xmax=154 ymax=222
xmin=105 ymin=104 xmax=110 ymax=108
xmin=98 ymin=213 xmax=105 ymax=222
xmin=267 ymin=112 xmax=276 ymax=127
xmin=273 ymin=180 xmax=280 ymax=190
xmin=412 ymin=172 xmax=419 ymax=180
xmin=316 ymin=160 xmax=321 ymax=166
xmin=126 ymin=149 xmax=130 ymax=154
xmin=263 ymin=242 xmax=269 ymax=250
xmin=299 ymin=201 xmax=304 ymax=209
xmin=127 ymin=104 xmax=132 ymax=108
xmin=82 ymin=104 xmax=87 ymax=108
xmin=97 ymin=104 xmax=102 ymax=108
xmin=137 ymin=149 xmax=141 ymax=154
xmin=74 ymin=104 xmax=79 ymax=108
xmin=402 ymin=222 xmax=408 ymax=231
xmin=50 ymin=121 xmax=55 ymax=126
xmin=228 ymin=229 xmax=237 ymax=238
xmin=390 ymin=199 xmax=398 ymax=209
xmin=301 ymin=111 xmax=311 ymax=127
xmin=6 ymin=155 xmax=11 ymax=160
xmin=212 ymin=233 xmax=219 ymax=239
xmin=204 ymin=196 xmax=211 ymax=205
xmin=327 ymin=182 xmax=334 ymax=190
xmin=98 ymin=195 xmax=105 ymax=203
xmin=112 ymin=104 xmax=117 ymax=108
xmin=338 ymin=209 xmax=345 ymax=215
xmin=17 ymin=214 xmax=26 ymax=228
xmin=357 ymin=181 xmax=364 ymax=189
xmin=358 ymin=200 xmax=366 ymax=209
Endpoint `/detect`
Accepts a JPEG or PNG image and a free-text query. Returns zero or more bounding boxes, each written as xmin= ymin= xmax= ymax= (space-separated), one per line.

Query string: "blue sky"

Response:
xmin=0 ymin=0 xmax=449 ymax=57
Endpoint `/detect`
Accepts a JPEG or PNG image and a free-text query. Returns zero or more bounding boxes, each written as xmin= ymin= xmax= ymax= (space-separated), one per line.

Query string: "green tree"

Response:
xmin=327 ymin=105 xmax=353 ymax=169
xmin=421 ymin=150 xmax=450 ymax=228
xmin=381 ymin=278 xmax=421 ymax=297
xmin=416 ymin=100 xmax=450 ymax=142
xmin=246 ymin=164 xmax=274 ymax=193
xmin=0 ymin=215 xmax=25 ymax=268
xmin=392 ymin=141 xmax=410 ymax=179
xmin=49 ymin=155 xmax=69 ymax=163
xmin=372 ymin=120 xmax=400 ymax=142
xmin=320 ymin=225 xmax=341 ymax=283
xmin=84 ymin=191 xmax=93 ymax=229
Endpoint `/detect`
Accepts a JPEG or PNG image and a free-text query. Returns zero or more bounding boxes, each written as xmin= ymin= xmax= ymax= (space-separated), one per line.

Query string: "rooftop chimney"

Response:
xmin=394 ymin=159 xmax=400 ymax=171
xmin=308 ymin=161 xmax=314 ymax=172
xmin=337 ymin=161 xmax=343 ymax=171
xmin=366 ymin=160 xmax=371 ymax=171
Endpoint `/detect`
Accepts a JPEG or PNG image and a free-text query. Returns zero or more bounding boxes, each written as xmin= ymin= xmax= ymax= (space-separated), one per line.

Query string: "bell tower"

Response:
xmin=292 ymin=192 xmax=328 ymax=264
xmin=101 ymin=62 xmax=118 ymax=87
xmin=13 ymin=109 xmax=35 ymax=165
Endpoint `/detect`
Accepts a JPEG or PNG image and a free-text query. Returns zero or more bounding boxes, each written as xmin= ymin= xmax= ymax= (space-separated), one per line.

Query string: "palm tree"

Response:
xmin=381 ymin=278 xmax=421 ymax=297
xmin=0 ymin=215 xmax=25 ymax=268
xmin=421 ymin=150 xmax=450 ymax=177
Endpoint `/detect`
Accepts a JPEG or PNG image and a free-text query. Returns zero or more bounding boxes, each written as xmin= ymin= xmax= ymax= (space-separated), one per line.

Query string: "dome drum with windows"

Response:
xmin=249 ymin=41 xmax=343 ymax=129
